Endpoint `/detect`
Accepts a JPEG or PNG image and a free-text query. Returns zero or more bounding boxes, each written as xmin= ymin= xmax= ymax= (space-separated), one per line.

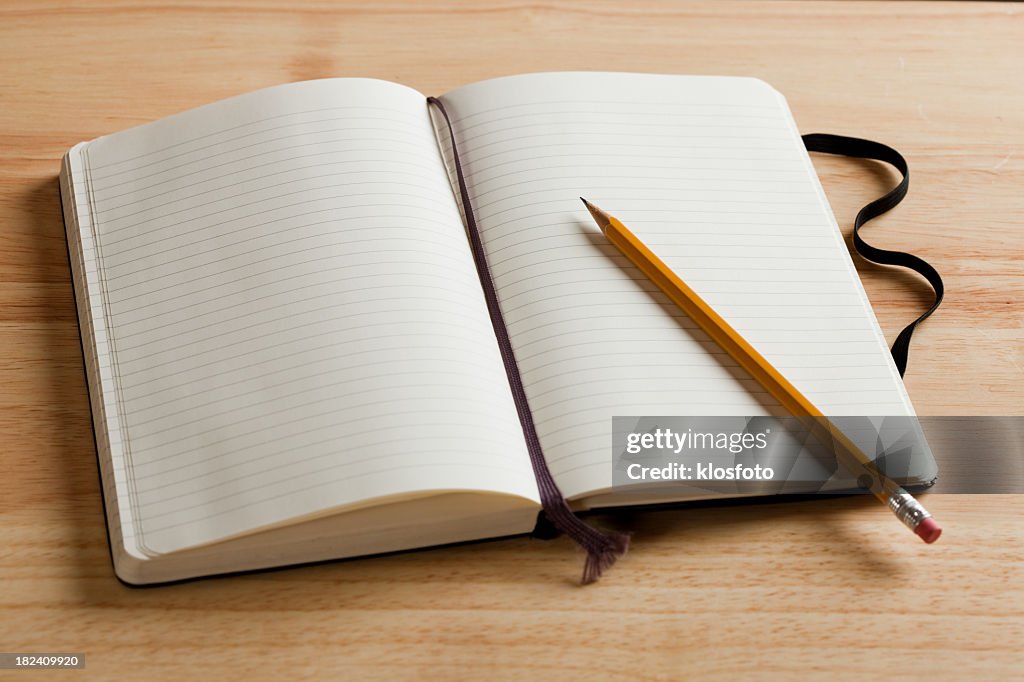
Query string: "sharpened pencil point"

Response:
xmin=581 ymin=197 xmax=612 ymax=234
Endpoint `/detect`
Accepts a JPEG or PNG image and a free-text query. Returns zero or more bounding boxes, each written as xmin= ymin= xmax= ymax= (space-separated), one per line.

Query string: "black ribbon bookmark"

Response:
xmin=428 ymin=97 xmax=630 ymax=585
xmin=428 ymin=97 xmax=943 ymax=583
xmin=801 ymin=133 xmax=944 ymax=377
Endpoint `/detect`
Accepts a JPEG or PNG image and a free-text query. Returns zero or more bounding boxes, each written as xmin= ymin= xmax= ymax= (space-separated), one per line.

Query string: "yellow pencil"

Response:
xmin=581 ymin=198 xmax=941 ymax=543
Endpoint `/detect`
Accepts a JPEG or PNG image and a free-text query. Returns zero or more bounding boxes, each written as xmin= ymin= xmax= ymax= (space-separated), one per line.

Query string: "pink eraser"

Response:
xmin=915 ymin=517 xmax=942 ymax=544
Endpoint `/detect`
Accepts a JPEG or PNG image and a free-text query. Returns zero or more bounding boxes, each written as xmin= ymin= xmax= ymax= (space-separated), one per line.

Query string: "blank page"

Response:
xmin=438 ymin=73 xmax=917 ymax=499
xmin=71 ymin=79 xmax=535 ymax=554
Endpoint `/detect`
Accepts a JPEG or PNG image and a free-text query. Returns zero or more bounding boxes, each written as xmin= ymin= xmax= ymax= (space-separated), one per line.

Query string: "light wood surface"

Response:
xmin=1 ymin=1 xmax=1021 ymax=679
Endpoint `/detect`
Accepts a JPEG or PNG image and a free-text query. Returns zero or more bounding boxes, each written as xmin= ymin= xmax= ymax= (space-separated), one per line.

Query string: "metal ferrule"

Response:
xmin=888 ymin=492 xmax=932 ymax=531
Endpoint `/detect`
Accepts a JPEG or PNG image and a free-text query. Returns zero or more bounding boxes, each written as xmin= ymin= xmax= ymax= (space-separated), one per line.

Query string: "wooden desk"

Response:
xmin=1 ymin=1 xmax=1021 ymax=678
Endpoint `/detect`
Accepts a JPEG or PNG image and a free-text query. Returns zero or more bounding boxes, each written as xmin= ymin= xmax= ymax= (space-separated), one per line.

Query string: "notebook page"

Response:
xmin=74 ymin=79 xmax=535 ymax=554
xmin=438 ymin=73 xmax=917 ymax=499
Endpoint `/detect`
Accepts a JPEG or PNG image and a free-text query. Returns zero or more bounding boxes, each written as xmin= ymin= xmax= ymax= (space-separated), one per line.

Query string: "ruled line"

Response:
xmin=88 ymin=103 xmax=423 ymax=170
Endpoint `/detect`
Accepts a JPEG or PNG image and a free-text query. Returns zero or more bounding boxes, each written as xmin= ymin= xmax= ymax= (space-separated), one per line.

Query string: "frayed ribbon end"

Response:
xmin=580 ymin=531 xmax=631 ymax=585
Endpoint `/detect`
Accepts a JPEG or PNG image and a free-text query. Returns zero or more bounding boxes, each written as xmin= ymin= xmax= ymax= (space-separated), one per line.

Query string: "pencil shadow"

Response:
xmin=576 ymin=221 xmax=783 ymax=416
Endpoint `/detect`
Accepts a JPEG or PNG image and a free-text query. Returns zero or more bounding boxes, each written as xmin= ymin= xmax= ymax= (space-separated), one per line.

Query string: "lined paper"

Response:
xmin=78 ymin=79 xmax=535 ymax=554
xmin=439 ymin=73 xmax=916 ymax=499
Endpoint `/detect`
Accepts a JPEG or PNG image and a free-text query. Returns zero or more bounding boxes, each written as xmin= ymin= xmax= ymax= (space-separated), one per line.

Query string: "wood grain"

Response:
xmin=0 ymin=1 xmax=1021 ymax=679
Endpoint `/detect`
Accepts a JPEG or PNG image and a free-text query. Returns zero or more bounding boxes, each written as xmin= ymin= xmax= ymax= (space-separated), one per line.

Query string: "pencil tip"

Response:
xmin=581 ymin=198 xmax=612 ymax=233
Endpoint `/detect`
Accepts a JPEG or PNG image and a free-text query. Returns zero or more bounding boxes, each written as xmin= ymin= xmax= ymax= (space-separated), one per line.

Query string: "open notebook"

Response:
xmin=60 ymin=73 xmax=936 ymax=584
